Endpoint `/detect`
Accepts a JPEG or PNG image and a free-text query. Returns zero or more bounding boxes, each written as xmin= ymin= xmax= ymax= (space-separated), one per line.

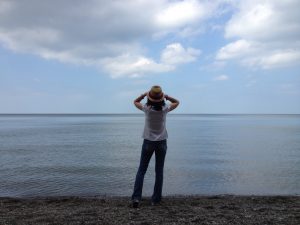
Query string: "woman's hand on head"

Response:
xmin=134 ymin=92 xmax=148 ymax=111
xmin=164 ymin=95 xmax=180 ymax=112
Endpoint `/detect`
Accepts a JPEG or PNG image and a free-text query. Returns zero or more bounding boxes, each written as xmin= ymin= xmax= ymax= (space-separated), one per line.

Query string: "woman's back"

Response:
xmin=142 ymin=104 xmax=169 ymax=141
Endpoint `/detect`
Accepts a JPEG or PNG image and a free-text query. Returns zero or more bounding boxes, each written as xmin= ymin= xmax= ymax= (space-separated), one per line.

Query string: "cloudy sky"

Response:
xmin=0 ymin=0 xmax=299 ymax=113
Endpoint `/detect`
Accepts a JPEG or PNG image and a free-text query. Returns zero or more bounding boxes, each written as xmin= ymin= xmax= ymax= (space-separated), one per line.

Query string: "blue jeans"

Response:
xmin=132 ymin=139 xmax=167 ymax=203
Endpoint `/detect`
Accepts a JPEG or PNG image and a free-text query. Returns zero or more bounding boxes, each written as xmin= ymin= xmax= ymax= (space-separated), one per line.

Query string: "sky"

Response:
xmin=0 ymin=0 xmax=299 ymax=114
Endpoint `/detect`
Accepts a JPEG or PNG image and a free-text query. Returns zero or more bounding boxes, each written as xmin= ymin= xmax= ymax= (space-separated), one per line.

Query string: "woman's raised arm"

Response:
xmin=165 ymin=95 xmax=180 ymax=112
xmin=134 ymin=92 xmax=147 ymax=110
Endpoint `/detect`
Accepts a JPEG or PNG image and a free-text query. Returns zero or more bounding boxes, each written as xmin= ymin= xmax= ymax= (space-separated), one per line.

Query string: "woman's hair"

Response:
xmin=146 ymin=99 xmax=165 ymax=111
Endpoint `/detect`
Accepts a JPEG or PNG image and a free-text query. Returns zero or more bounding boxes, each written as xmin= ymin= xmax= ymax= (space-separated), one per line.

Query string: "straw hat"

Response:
xmin=147 ymin=85 xmax=164 ymax=102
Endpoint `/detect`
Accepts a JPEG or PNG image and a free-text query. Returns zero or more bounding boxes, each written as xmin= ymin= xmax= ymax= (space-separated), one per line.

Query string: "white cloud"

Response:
xmin=213 ymin=75 xmax=229 ymax=81
xmin=216 ymin=39 xmax=256 ymax=60
xmin=0 ymin=0 xmax=216 ymax=78
xmin=101 ymin=43 xmax=200 ymax=78
xmin=225 ymin=2 xmax=274 ymax=40
xmin=161 ymin=43 xmax=201 ymax=65
xmin=155 ymin=0 xmax=208 ymax=28
xmin=244 ymin=50 xmax=300 ymax=69
xmin=100 ymin=54 xmax=173 ymax=79
xmin=216 ymin=0 xmax=300 ymax=69
xmin=260 ymin=51 xmax=300 ymax=69
xmin=225 ymin=0 xmax=300 ymax=41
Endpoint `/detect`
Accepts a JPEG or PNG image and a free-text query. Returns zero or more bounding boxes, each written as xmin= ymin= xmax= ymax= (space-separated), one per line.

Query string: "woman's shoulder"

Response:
xmin=163 ymin=103 xmax=170 ymax=112
xmin=142 ymin=104 xmax=151 ymax=112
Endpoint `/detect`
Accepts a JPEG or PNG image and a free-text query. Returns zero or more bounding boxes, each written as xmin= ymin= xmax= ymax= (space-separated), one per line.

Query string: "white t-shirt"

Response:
xmin=142 ymin=104 xmax=170 ymax=141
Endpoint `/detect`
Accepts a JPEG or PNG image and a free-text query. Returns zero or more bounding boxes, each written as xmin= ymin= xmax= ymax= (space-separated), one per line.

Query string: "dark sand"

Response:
xmin=0 ymin=195 xmax=299 ymax=225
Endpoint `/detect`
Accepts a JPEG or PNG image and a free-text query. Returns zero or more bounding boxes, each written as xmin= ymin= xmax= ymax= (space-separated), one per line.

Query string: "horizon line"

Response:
xmin=0 ymin=113 xmax=299 ymax=115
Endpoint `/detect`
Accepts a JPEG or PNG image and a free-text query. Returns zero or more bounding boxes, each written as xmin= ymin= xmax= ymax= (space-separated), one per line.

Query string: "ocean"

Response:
xmin=0 ymin=114 xmax=299 ymax=197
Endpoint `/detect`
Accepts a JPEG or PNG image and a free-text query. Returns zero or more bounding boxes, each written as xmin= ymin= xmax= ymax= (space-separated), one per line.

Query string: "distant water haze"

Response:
xmin=0 ymin=114 xmax=299 ymax=197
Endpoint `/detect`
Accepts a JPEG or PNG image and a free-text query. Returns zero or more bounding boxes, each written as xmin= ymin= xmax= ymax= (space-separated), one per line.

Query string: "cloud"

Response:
xmin=213 ymin=74 xmax=229 ymax=81
xmin=216 ymin=0 xmax=300 ymax=69
xmin=100 ymin=54 xmax=173 ymax=79
xmin=224 ymin=0 xmax=300 ymax=41
xmin=244 ymin=50 xmax=300 ymax=69
xmin=155 ymin=0 xmax=209 ymax=28
xmin=0 ymin=0 xmax=14 ymax=14
xmin=161 ymin=43 xmax=201 ymax=65
xmin=216 ymin=39 xmax=256 ymax=60
xmin=0 ymin=0 xmax=215 ymax=78
xmin=101 ymin=43 xmax=200 ymax=78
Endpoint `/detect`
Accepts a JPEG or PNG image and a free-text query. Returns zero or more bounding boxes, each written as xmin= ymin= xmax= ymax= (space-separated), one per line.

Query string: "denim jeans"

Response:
xmin=132 ymin=139 xmax=167 ymax=203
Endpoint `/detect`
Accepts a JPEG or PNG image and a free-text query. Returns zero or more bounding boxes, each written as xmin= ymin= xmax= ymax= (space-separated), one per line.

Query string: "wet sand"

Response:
xmin=0 ymin=195 xmax=299 ymax=225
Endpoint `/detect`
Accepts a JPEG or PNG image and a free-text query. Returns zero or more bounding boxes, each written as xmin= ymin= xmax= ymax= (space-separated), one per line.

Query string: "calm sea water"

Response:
xmin=0 ymin=114 xmax=299 ymax=197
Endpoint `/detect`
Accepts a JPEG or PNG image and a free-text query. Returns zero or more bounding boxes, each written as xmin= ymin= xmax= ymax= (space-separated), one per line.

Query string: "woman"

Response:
xmin=131 ymin=85 xmax=179 ymax=208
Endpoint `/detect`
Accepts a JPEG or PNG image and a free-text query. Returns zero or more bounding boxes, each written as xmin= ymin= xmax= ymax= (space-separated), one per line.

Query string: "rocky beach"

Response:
xmin=1 ymin=195 xmax=299 ymax=224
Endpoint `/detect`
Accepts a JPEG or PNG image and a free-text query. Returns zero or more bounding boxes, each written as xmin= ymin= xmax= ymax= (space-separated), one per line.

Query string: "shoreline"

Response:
xmin=1 ymin=195 xmax=299 ymax=224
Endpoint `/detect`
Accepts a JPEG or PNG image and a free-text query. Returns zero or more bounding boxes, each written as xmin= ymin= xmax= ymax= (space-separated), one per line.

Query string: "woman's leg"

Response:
xmin=132 ymin=140 xmax=154 ymax=201
xmin=152 ymin=139 xmax=167 ymax=203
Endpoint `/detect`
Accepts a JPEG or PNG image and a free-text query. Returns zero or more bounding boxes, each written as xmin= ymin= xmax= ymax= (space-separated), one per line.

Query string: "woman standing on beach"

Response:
xmin=131 ymin=85 xmax=179 ymax=208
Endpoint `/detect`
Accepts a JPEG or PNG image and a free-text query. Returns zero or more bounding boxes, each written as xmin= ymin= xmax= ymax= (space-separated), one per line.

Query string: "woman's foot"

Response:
xmin=132 ymin=199 xmax=139 ymax=208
